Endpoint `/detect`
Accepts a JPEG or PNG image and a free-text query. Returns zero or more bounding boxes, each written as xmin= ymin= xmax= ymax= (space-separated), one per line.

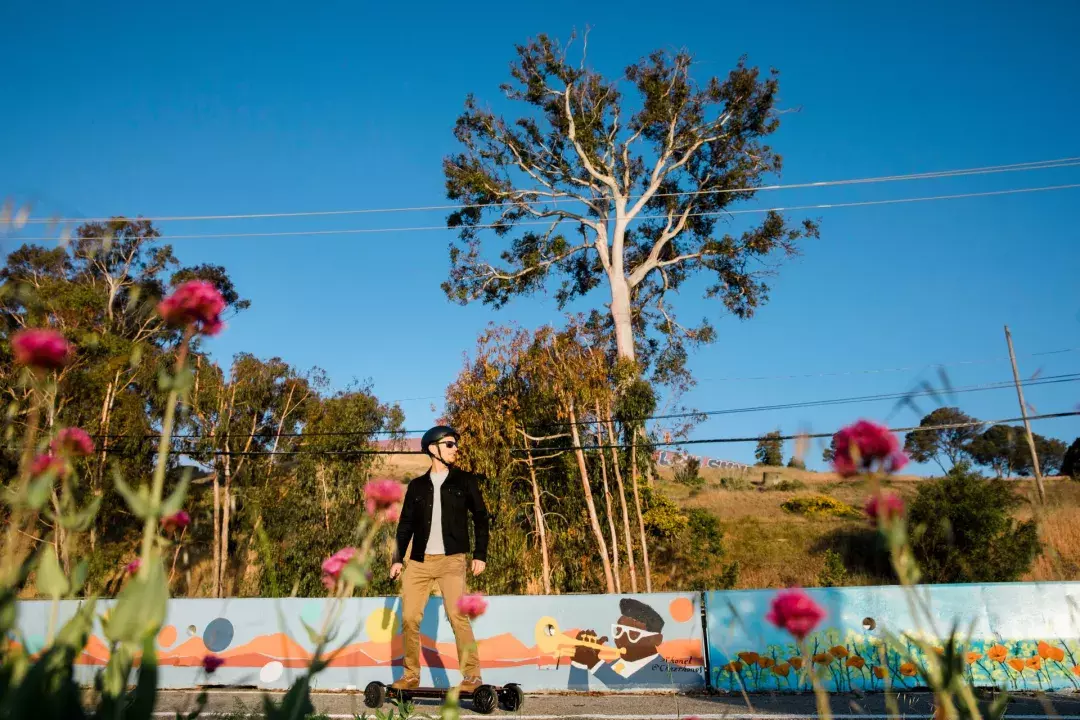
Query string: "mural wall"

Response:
xmin=653 ymin=450 xmax=750 ymax=471
xmin=13 ymin=592 xmax=706 ymax=691
xmin=705 ymin=583 xmax=1080 ymax=694
xmin=15 ymin=582 xmax=1080 ymax=693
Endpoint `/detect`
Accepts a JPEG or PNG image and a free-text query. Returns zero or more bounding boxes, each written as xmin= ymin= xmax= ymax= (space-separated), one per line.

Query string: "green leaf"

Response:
xmin=157 ymin=368 xmax=173 ymax=391
xmin=129 ymin=342 xmax=144 ymax=369
xmin=101 ymin=642 xmax=133 ymax=698
xmin=172 ymin=367 xmax=195 ymax=394
xmin=127 ymin=634 xmax=159 ymax=720
xmin=161 ymin=470 xmax=192 ymax=517
xmin=59 ymin=494 xmax=102 ymax=531
xmin=54 ymin=598 xmax=95 ymax=652
xmin=341 ymin=558 xmax=368 ymax=590
xmin=35 ymin=545 xmax=70 ymax=599
xmin=26 ymin=471 xmax=54 ymax=510
xmin=113 ymin=470 xmax=152 ymax=518
xmin=300 ymin=618 xmax=323 ymax=646
xmin=103 ymin=557 xmax=168 ymax=645
xmin=70 ymin=559 xmax=89 ymax=596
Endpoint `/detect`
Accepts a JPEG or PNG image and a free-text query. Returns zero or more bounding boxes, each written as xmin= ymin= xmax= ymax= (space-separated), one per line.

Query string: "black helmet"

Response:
xmin=421 ymin=425 xmax=460 ymax=456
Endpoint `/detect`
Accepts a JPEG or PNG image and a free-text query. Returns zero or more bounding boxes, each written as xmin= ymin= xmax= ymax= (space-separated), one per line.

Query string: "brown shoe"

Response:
xmin=459 ymin=676 xmax=483 ymax=692
xmin=391 ymin=676 xmax=420 ymax=690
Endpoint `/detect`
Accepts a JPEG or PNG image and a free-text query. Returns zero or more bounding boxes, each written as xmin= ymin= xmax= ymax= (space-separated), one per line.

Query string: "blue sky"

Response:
xmin=2 ymin=0 xmax=1078 ymax=473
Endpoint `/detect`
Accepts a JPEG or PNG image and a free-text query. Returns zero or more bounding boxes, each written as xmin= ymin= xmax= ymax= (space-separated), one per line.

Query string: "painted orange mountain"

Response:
xmin=220 ymin=633 xmax=312 ymax=668
xmin=61 ymin=631 xmax=703 ymax=671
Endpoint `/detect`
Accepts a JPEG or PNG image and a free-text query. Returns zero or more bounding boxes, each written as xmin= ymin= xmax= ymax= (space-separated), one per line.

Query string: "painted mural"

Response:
xmin=13 ymin=592 xmax=705 ymax=691
xmin=705 ymin=582 xmax=1080 ymax=693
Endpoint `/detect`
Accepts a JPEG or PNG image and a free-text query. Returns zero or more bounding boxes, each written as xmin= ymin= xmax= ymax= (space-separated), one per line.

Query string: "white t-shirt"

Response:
xmin=424 ymin=469 xmax=449 ymax=555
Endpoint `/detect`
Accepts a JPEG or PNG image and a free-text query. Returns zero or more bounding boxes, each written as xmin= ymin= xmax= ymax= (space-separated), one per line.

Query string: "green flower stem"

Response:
xmin=139 ymin=330 xmax=192 ymax=572
xmin=1 ymin=386 xmax=42 ymax=583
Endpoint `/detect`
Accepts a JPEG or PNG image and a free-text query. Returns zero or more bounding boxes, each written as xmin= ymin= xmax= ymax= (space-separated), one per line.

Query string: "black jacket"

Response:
xmin=393 ymin=467 xmax=490 ymax=564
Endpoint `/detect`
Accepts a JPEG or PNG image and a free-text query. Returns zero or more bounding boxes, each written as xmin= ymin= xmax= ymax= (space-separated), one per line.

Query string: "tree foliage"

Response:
xmin=1063 ymin=437 xmax=1080 ymax=480
xmin=903 ymin=407 xmax=982 ymax=472
xmin=754 ymin=430 xmax=783 ymax=466
xmin=907 ymin=463 xmax=1041 ymax=583
xmin=442 ymin=32 xmax=818 ymax=389
xmin=968 ymin=425 xmax=1065 ymax=478
xmin=0 ymin=220 xmax=404 ymax=597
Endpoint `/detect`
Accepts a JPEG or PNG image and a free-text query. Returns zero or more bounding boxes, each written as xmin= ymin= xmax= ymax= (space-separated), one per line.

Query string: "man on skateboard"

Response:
xmin=389 ymin=425 xmax=490 ymax=693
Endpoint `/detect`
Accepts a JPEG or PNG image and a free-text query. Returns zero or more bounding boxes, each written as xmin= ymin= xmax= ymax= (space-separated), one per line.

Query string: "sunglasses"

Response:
xmin=438 ymin=441 xmax=458 ymax=449
xmin=612 ymin=624 xmax=659 ymax=643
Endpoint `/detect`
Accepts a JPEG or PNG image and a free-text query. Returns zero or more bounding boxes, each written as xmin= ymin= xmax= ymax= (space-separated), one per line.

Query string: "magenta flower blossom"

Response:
xmin=12 ymin=329 xmax=71 ymax=370
xmin=202 ymin=654 xmax=225 ymax=673
xmin=831 ymin=419 xmax=908 ymax=477
xmin=321 ymin=546 xmax=357 ymax=590
xmin=157 ymin=280 xmax=226 ymax=336
xmin=364 ymin=478 xmax=404 ymax=517
xmin=161 ymin=510 xmax=191 ymax=533
xmin=52 ymin=427 xmax=95 ymax=457
xmin=30 ymin=453 xmax=65 ymax=478
xmin=766 ymin=588 xmax=825 ymax=641
xmin=865 ymin=492 xmax=905 ymax=528
xmin=125 ymin=558 xmax=141 ymax=575
xmin=456 ymin=593 xmax=488 ymax=619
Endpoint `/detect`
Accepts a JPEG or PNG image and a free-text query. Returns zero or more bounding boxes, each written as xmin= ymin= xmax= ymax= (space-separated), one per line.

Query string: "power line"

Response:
xmin=16 ymin=156 xmax=1080 ymax=226
xmin=12 ymin=183 xmax=1080 ymax=244
xmin=98 ymin=410 xmax=1080 ymax=457
xmin=88 ymin=372 xmax=1080 ymax=442
xmin=382 ymin=346 xmax=1080 ymax=404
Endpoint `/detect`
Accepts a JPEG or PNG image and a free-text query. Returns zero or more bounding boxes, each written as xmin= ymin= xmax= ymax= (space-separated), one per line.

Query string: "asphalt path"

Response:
xmin=152 ymin=689 xmax=1080 ymax=718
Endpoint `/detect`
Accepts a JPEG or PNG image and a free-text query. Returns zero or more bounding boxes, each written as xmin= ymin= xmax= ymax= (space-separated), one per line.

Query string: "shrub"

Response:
xmin=673 ymin=456 xmax=705 ymax=488
xmin=718 ymin=475 xmax=752 ymax=491
xmin=781 ymin=494 xmax=861 ymax=518
xmin=787 ymin=456 xmax=807 ymax=470
xmin=767 ymin=478 xmax=806 ymax=492
xmin=1063 ymin=437 xmax=1080 ymax=480
xmin=908 ymin=462 xmax=1042 ymax=583
xmin=817 ymin=549 xmax=848 ymax=587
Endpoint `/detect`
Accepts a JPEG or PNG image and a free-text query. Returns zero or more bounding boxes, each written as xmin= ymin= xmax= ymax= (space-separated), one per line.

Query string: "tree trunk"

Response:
xmin=212 ymin=470 xmax=221 ymax=598
xmin=605 ymin=409 xmax=638 ymax=593
xmin=567 ymin=401 xmax=615 ymax=593
xmin=91 ymin=373 xmax=118 ymax=551
xmin=220 ymin=445 xmax=233 ymax=597
xmin=523 ymin=437 xmax=552 ymax=595
xmin=594 ymin=414 xmax=622 ymax=594
xmin=609 ymin=276 xmax=636 ymax=363
xmin=630 ymin=433 xmax=653 ymax=592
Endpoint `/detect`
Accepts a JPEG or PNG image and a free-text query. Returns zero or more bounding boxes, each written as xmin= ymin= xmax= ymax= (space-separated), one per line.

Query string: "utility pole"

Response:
xmin=1004 ymin=325 xmax=1046 ymax=504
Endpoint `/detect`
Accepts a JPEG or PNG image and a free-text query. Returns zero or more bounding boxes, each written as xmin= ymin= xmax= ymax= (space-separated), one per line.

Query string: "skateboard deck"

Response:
xmin=363 ymin=681 xmax=524 ymax=714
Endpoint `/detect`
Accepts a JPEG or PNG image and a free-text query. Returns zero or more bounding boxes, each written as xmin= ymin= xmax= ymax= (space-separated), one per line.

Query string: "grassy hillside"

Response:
xmin=385 ymin=456 xmax=1080 ymax=590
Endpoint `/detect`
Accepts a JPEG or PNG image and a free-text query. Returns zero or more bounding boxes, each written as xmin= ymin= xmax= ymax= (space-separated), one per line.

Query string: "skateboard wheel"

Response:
xmin=363 ymin=681 xmax=386 ymax=709
xmin=500 ymin=683 xmax=524 ymax=711
xmin=472 ymin=684 xmax=497 ymax=715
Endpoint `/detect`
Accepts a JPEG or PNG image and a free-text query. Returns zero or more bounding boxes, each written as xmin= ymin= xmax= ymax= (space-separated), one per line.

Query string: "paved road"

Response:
xmin=154 ymin=689 xmax=1080 ymax=718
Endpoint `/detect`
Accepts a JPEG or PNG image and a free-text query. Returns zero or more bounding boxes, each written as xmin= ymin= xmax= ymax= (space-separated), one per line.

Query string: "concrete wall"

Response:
xmin=14 ymin=582 xmax=1080 ymax=693
xmin=704 ymin=583 xmax=1080 ymax=693
xmin=14 ymin=592 xmax=705 ymax=692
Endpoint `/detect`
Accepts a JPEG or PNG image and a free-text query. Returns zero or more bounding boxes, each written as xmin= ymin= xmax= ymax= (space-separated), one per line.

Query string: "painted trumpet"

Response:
xmin=534 ymin=616 xmax=626 ymax=660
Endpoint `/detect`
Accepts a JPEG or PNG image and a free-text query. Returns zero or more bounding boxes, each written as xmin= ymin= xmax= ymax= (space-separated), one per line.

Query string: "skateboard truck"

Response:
xmin=363 ymin=681 xmax=524 ymax=715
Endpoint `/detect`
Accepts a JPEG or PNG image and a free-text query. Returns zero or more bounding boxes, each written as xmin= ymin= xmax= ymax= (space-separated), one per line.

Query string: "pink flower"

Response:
xmin=161 ymin=510 xmax=191 ymax=533
xmin=321 ymin=546 xmax=357 ymax=589
xmin=766 ymin=588 xmax=825 ymax=641
xmin=201 ymin=654 xmax=225 ymax=673
xmin=456 ymin=593 xmax=488 ymax=620
xmin=865 ymin=492 xmax=905 ymax=528
xmin=364 ymin=478 xmax=404 ymax=517
xmin=52 ymin=427 xmax=95 ymax=457
xmin=156 ymin=280 xmax=226 ymax=336
xmin=30 ymin=453 xmax=66 ymax=478
xmin=125 ymin=558 xmax=141 ymax=575
xmin=831 ymin=420 xmax=908 ymax=477
xmin=383 ymin=505 xmax=401 ymax=523
xmin=11 ymin=329 xmax=71 ymax=370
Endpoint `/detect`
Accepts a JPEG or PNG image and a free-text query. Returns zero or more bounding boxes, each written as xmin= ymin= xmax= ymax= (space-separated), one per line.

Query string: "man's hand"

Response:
xmin=389 ymin=562 xmax=403 ymax=580
xmin=471 ymin=559 xmax=486 ymax=576
xmin=571 ymin=629 xmax=604 ymax=668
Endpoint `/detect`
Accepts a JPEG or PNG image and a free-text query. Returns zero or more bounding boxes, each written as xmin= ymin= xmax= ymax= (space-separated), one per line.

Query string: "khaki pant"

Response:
xmin=400 ymin=553 xmax=480 ymax=680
